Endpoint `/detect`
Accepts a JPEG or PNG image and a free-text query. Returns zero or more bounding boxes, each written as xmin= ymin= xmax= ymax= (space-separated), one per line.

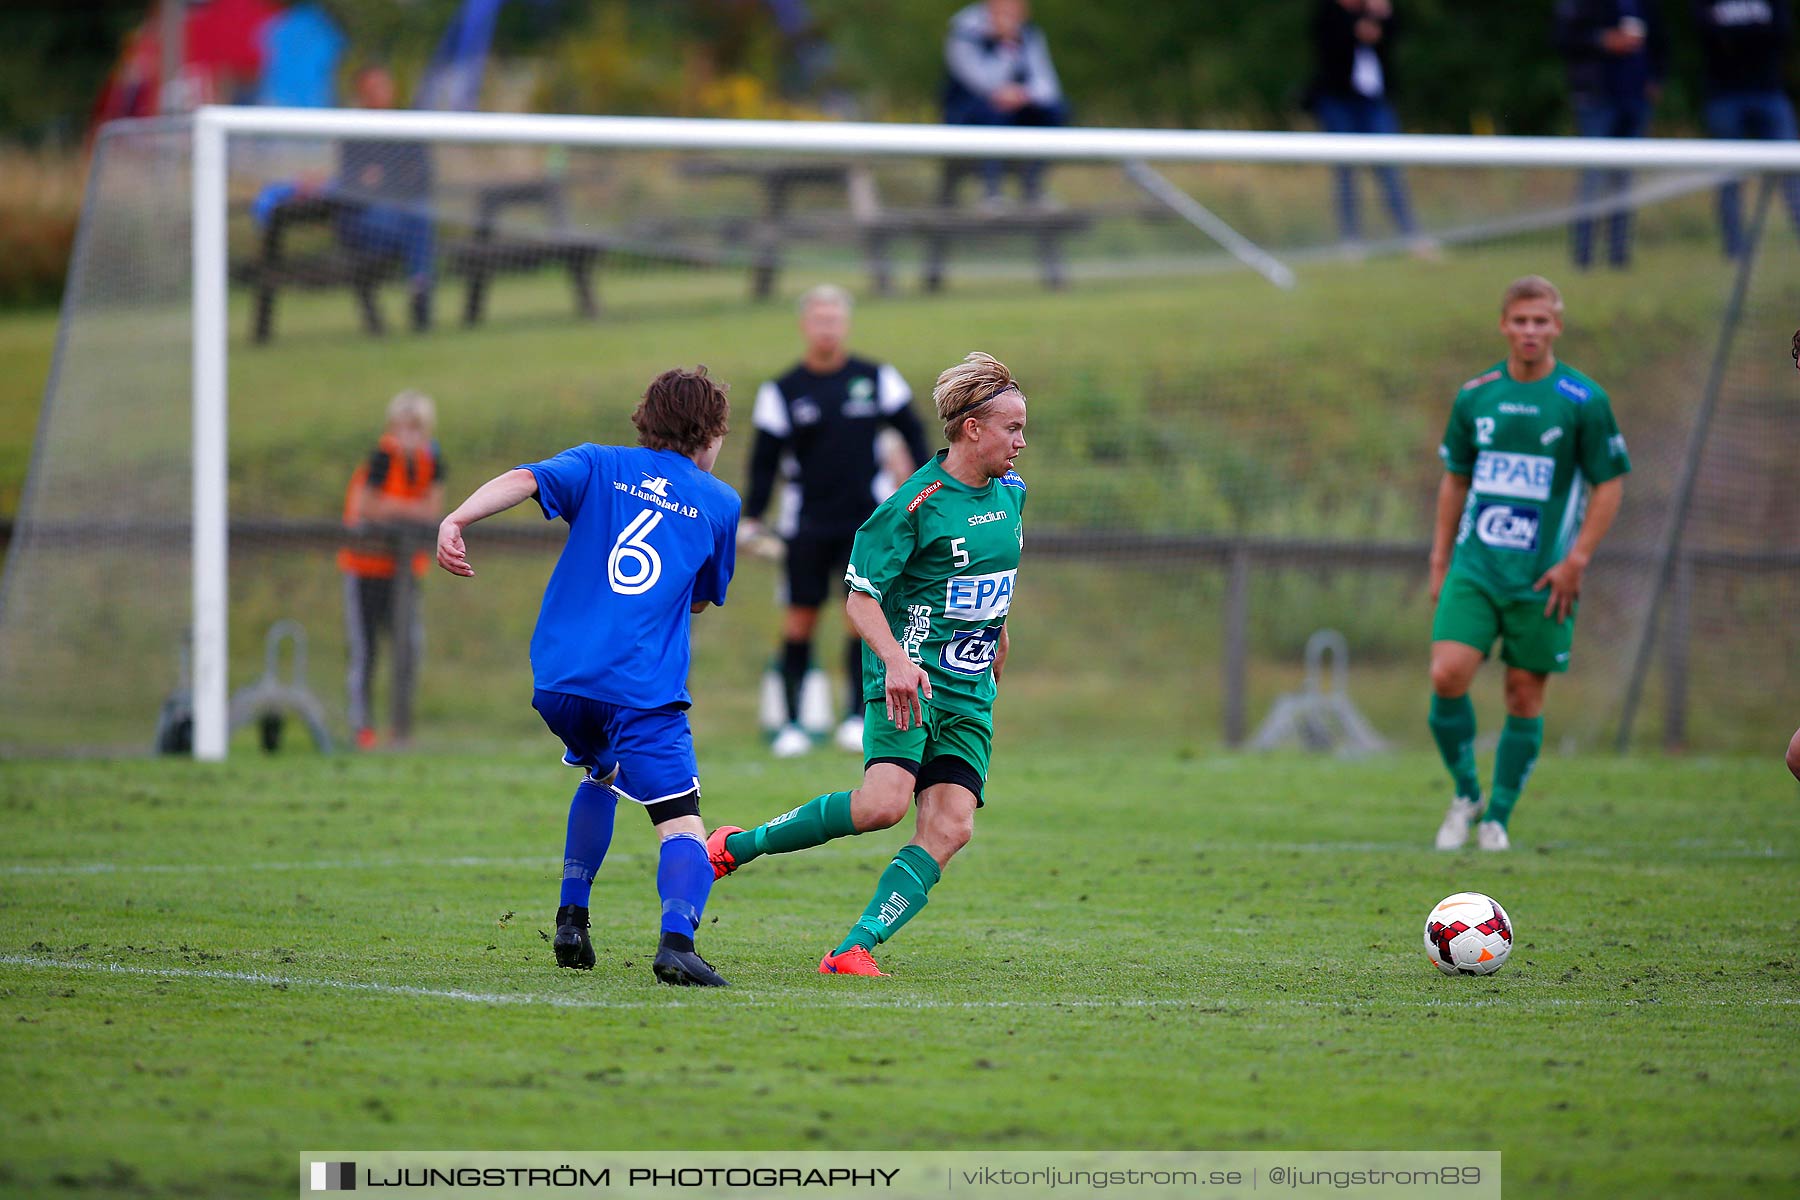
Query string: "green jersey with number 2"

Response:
xmin=844 ymin=450 xmax=1026 ymax=717
xmin=1439 ymin=360 xmax=1632 ymax=602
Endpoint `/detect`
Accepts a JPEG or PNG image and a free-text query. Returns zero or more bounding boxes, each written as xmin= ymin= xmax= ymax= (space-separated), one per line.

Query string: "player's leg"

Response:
xmin=821 ymin=712 xmax=990 ymax=976
xmin=1479 ymin=668 xmax=1547 ymax=851
xmin=821 ymin=784 xmax=973 ymax=977
xmin=774 ymin=606 xmax=820 ymax=757
xmin=1428 ymin=574 xmax=1499 ymax=849
xmin=1484 ymin=598 xmax=1566 ymax=849
xmin=605 ymin=704 xmax=727 ymax=986
xmin=343 ymin=574 xmax=377 ymax=748
xmin=530 ymin=689 xmax=622 ymax=970
xmin=773 ymin=535 xmax=827 ymax=757
xmin=711 ymin=751 xmax=917 ymax=878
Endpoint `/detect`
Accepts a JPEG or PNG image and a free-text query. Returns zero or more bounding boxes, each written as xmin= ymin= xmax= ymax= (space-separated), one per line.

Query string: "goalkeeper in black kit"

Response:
xmin=740 ymin=284 xmax=931 ymax=758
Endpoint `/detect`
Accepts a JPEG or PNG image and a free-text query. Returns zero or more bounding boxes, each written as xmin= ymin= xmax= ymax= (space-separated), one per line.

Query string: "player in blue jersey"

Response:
xmin=436 ymin=367 xmax=741 ymax=986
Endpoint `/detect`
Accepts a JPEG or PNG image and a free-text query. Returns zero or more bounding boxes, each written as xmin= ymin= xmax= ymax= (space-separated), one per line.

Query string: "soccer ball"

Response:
xmin=1423 ymin=891 xmax=1514 ymax=976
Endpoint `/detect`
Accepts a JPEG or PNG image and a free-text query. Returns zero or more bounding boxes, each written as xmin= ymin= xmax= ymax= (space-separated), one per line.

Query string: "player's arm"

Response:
xmin=1534 ymin=477 xmax=1623 ymax=622
xmin=739 ymin=382 xmax=788 ymax=551
xmin=436 ymin=468 xmax=537 ymax=578
xmin=1429 ymin=472 xmax=1471 ymax=604
xmin=846 ymin=591 xmax=932 ymax=732
xmin=1431 ymin=389 xmax=1477 ymax=604
xmin=993 ymin=623 xmax=1010 ymax=684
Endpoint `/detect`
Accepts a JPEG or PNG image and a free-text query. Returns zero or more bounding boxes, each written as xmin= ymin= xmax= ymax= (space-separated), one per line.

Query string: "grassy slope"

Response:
xmin=1 ymin=750 xmax=1796 ymax=1199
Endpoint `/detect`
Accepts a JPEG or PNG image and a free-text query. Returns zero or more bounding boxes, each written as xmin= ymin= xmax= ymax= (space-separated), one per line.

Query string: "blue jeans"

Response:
xmin=942 ymin=93 xmax=1070 ymax=199
xmin=337 ymin=205 xmax=435 ymax=286
xmin=1703 ymin=90 xmax=1800 ymax=257
xmin=1571 ymin=99 xmax=1651 ymax=268
xmin=1313 ymin=93 xmax=1417 ymax=240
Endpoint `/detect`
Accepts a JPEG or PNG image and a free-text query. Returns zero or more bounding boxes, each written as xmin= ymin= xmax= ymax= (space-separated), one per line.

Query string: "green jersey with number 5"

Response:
xmin=1439 ymin=360 xmax=1631 ymax=602
xmin=844 ymin=450 xmax=1026 ymax=717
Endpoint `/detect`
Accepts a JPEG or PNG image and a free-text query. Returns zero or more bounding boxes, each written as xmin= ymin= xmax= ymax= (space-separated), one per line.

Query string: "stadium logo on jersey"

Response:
xmin=614 ymin=478 xmax=699 ymax=518
xmin=1499 ymin=402 xmax=1539 ymax=416
xmin=1473 ymin=450 xmax=1554 ymax=501
xmin=945 ymin=570 xmax=1016 ymax=621
xmin=1556 ymin=377 xmax=1591 ymax=403
xmin=1540 ymin=426 xmax=1563 ymax=447
xmin=967 ymin=511 xmax=1008 ymax=526
xmin=907 ymin=481 xmax=943 ymax=513
xmin=940 ymin=627 xmax=1001 ymax=676
xmin=1461 ymin=369 xmax=1501 ymax=391
xmin=1474 ymin=502 xmax=1541 ymax=552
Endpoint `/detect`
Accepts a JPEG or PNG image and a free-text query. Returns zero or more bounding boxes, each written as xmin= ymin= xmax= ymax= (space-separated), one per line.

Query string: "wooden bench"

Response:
xmin=235 ymin=195 xmax=407 ymax=344
xmin=442 ymin=179 xmax=605 ymax=325
xmin=681 ymin=157 xmax=1093 ymax=297
xmin=677 ymin=159 xmax=856 ymax=299
xmin=859 ymin=205 xmax=1092 ymax=295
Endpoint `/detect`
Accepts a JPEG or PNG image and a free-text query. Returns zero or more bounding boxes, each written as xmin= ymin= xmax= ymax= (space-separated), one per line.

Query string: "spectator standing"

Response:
xmin=941 ymin=0 xmax=1069 ymax=207
xmin=338 ymin=391 xmax=446 ymax=750
xmin=740 ymin=286 xmax=931 ymax=759
xmin=1554 ymin=1 xmax=1666 ymax=269
xmin=1693 ymin=0 xmax=1800 ymax=256
xmin=1307 ymin=0 xmax=1421 ymax=248
xmin=335 ymin=65 xmax=436 ymax=331
xmin=256 ymin=1 xmax=345 ymax=108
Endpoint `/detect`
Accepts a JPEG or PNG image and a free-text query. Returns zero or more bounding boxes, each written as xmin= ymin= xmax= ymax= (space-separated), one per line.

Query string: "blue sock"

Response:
xmin=558 ymin=780 xmax=618 ymax=908
xmin=656 ymin=832 xmax=714 ymax=940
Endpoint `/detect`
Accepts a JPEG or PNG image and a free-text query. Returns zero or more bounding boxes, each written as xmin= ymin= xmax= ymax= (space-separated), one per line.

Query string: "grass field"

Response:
xmin=3 ymin=747 xmax=1797 ymax=1199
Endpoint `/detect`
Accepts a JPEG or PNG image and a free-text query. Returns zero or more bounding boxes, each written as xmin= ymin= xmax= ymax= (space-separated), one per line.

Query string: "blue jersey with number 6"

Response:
xmin=522 ymin=444 xmax=739 ymax=709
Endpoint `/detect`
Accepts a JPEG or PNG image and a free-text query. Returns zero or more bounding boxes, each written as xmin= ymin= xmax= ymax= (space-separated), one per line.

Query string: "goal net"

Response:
xmin=1 ymin=110 xmax=1795 ymax=758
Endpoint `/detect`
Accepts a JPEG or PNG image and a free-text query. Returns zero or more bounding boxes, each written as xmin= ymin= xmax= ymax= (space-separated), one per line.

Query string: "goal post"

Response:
xmin=173 ymin=107 xmax=1800 ymax=759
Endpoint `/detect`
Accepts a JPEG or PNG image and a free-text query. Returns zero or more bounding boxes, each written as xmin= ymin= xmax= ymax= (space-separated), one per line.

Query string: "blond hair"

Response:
xmin=796 ymin=283 xmax=853 ymax=316
xmin=1501 ymin=275 xmax=1563 ymax=315
xmin=932 ymin=351 xmax=1021 ymax=442
xmin=385 ymin=389 xmax=436 ymax=435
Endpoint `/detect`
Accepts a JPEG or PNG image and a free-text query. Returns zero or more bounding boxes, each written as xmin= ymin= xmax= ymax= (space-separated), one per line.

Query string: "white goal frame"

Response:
xmin=187 ymin=105 xmax=1800 ymax=758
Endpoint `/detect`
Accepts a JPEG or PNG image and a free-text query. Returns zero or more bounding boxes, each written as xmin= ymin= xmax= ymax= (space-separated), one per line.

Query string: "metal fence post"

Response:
xmin=1224 ymin=543 xmax=1251 ymax=747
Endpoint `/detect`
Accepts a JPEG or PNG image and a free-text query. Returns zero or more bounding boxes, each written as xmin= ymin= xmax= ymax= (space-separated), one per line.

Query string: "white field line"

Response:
xmin=0 ymin=855 xmax=568 ymax=877
xmin=2 ymin=954 xmax=1795 ymax=1012
xmin=0 ymin=838 xmax=1786 ymax=878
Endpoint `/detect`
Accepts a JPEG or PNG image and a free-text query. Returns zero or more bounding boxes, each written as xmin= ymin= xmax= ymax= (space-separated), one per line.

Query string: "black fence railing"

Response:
xmin=3 ymin=516 xmax=1793 ymax=751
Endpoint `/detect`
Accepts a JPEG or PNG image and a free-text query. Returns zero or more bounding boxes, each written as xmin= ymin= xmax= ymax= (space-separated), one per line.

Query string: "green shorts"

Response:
xmin=1432 ymin=571 xmax=1576 ymax=674
xmin=862 ymin=699 xmax=993 ymax=805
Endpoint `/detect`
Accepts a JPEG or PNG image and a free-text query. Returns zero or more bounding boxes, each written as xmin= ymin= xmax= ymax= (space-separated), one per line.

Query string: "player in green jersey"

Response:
xmin=708 ymin=352 xmax=1029 ymax=976
xmin=1428 ymin=276 xmax=1631 ymax=851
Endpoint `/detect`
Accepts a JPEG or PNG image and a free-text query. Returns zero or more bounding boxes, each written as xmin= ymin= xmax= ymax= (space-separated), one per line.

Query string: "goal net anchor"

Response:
xmin=1250 ymin=629 xmax=1387 ymax=758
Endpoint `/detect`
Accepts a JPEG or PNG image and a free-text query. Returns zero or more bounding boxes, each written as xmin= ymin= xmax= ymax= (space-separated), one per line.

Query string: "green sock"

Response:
xmin=836 ymin=844 xmax=941 ymax=955
xmin=1428 ymin=693 xmax=1482 ymax=802
xmin=1486 ymin=715 xmax=1543 ymax=828
xmin=725 ymin=791 xmax=856 ymax=865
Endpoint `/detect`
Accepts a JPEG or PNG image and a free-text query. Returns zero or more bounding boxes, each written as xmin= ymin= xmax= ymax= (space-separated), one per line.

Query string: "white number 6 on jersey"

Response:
xmin=950 ymin=537 xmax=970 ymax=569
xmin=608 ymin=509 xmax=664 ymax=595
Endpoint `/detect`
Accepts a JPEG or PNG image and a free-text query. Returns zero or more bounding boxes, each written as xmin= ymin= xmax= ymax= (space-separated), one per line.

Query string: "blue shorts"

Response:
xmin=531 ymin=689 xmax=700 ymax=807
